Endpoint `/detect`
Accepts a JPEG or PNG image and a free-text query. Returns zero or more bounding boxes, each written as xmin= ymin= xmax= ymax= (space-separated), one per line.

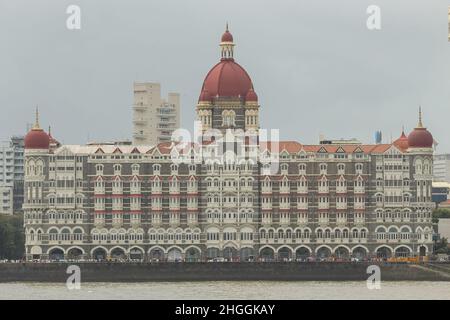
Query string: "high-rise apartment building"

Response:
xmin=0 ymin=136 xmax=24 ymax=215
xmin=132 ymin=82 xmax=180 ymax=146
xmin=433 ymin=154 xmax=450 ymax=183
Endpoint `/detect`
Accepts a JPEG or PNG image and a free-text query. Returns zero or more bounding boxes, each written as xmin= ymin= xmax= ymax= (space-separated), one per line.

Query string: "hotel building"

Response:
xmin=23 ymin=27 xmax=435 ymax=262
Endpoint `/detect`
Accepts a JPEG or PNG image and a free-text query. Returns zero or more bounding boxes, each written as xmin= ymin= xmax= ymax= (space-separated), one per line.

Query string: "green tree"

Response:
xmin=434 ymin=237 xmax=449 ymax=254
xmin=0 ymin=214 xmax=25 ymax=260
xmin=432 ymin=208 xmax=450 ymax=223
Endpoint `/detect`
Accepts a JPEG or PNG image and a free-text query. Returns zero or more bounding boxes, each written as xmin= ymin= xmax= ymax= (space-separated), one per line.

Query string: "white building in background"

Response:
xmin=0 ymin=136 xmax=25 ymax=215
xmin=132 ymin=82 xmax=180 ymax=146
xmin=0 ymin=186 xmax=13 ymax=215
xmin=433 ymin=154 xmax=450 ymax=183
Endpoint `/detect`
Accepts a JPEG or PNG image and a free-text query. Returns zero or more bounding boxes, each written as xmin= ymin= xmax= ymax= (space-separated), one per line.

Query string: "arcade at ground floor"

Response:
xmin=25 ymin=243 xmax=433 ymax=262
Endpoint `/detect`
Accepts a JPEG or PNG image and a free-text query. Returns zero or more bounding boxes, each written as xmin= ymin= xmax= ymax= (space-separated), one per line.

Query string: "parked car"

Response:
xmin=213 ymin=257 xmax=226 ymax=262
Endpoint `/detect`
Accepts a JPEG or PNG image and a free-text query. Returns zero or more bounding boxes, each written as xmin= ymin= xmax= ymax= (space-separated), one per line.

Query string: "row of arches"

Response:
xmin=206 ymin=227 xmax=254 ymax=242
xmin=149 ymin=228 xmax=201 ymax=242
xmin=25 ymin=210 xmax=86 ymax=221
xmin=258 ymin=244 xmax=426 ymax=260
xmin=414 ymin=157 xmax=432 ymax=175
xmin=374 ymin=226 xmax=432 ymax=241
xmin=47 ymin=227 xmax=84 ymax=242
xmin=25 ymin=158 xmax=44 ymax=176
xmin=315 ymin=228 xmax=367 ymax=239
xmin=259 ymin=227 xmax=368 ymax=240
xmin=375 ymin=209 xmax=413 ymax=220
xmin=37 ymin=244 xmax=428 ymax=262
xmin=29 ymin=225 xmax=432 ymax=244
xmin=42 ymin=245 xmax=204 ymax=262
xmin=92 ymin=228 xmax=145 ymax=242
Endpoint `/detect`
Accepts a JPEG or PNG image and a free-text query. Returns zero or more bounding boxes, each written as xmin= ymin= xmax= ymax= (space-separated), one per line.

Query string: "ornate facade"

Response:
xmin=23 ymin=27 xmax=434 ymax=262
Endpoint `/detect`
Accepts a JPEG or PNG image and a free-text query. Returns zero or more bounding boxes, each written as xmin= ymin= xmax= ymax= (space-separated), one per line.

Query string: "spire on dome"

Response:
xmin=417 ymin=106 xmax=424 ymax=128
xmin=408 ymin=106 xmax=434 ymax=148
xmin=24 ymin=107 xmax=50 ymax=150
xmin=32 ymin=106 xmax=42 ymax=131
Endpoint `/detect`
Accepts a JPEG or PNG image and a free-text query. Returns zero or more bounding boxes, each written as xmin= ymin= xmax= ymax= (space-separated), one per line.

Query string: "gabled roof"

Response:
xmin=259 ymin=141 xmax=303 ymax=153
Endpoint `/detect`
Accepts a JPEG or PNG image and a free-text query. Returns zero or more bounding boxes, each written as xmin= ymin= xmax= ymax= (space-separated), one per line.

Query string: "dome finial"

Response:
xmin=220 ymin=24 xmax=234 ymax=59
xmin=417 ymin=106 xmax=424 ymax=128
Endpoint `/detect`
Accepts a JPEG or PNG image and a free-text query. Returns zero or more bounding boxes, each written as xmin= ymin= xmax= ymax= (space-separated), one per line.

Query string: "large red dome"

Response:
xmin=200 ymin=59 xmax=254 ymax=100
xmin=408 ymin=127 xmax=433 ymax=148
xmin=25 ymin=129 xmax=50 ymax=150
xmin=25 ymin=109 xmax=50 ymax=150
xmin=407 ymin=108 xmax=434 ymax=149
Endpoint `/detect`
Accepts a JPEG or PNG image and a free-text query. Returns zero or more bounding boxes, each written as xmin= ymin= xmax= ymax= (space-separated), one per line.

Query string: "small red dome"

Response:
xmin=393 ymin=130 xmax=409 ymax=150
xmin=198 ymin=89 xmax=212 ymax=102
xmin=25 ymin=128 xmax=50 ymax=150
xmin=408 ymin=127 xmax=433 ymax=148
xmin=245 ymin=88 xmax=258 ymax=102
xmin=221 ymin=30 xmax=233 ymax=42
xmin=200 ymin=60 xmax=253 ymax=99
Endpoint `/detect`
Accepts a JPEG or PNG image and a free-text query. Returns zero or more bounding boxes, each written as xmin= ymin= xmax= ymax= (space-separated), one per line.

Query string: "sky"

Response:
xmin=0 ymin=0 xmax=449 ymax=152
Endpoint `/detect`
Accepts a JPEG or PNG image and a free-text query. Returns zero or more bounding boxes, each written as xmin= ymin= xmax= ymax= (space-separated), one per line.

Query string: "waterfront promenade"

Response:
xmin=0 ymin=261 xmax=449 ymax=282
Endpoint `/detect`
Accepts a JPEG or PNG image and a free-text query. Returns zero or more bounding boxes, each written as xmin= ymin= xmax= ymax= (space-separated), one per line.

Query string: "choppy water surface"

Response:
xmin=0 ymin=281 xmax=449 ymax=299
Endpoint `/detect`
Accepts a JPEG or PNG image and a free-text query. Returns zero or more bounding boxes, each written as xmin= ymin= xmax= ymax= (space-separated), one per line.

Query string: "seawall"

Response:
xmin=1 ymin=262 xmax=450 ymax=282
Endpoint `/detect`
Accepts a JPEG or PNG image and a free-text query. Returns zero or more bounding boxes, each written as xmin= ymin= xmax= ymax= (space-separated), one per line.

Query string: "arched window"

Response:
xmin=95 ymin=164 xmax=103 ymax=175
xmin=170 ymin=164 xmax=179 ymax=173
xmin=319 ymin=163 xmax=327 ymax=175
xmin=113 ymin=164 xmax=122 ymax=175
xmin=355 ymin=163 xmax=363 ymax=174
xmin=376 ymin=194 xmax=383 ymax=203
xmin=316 ymin=229 xmax=323 ymax=238
xmin=360 ymin=229 xmax=367 ymax=238
xmin=131 ymin=164 xmax=140 ymax=174
xmin=152 ymin=164 xmax=161 ymax=174
xmin=304 ymin=229 xmax=310 ymax=239
xmin=222 ymin=110 xmax=236 ymax=127
xmin=342 ymin=229 xmax=349 ymax=239
xmin=298 ymin=163 xmax=306 ymax=174
xmin=335 ymin=229 xmax=341 ymax=239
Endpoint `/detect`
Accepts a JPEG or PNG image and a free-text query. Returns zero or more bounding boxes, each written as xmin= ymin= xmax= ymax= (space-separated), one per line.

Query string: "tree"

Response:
xmin=434 ymin=237 xmax=449 ymax=255
xmin=432 ymin=208 xmax=450 ymax=223
xmin=0 ymin=214 xmax=25 ymax=260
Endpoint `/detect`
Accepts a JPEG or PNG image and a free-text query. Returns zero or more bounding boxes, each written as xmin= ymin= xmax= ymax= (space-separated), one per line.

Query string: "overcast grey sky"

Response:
xmin=1 ymin=0 xmax=449 ymax=151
